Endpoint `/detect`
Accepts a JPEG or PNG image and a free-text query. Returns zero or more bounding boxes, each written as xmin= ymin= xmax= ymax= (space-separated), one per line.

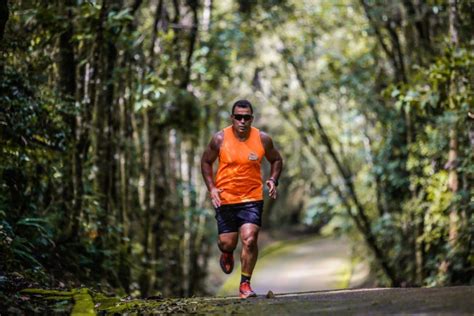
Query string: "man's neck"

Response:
xmin=232 ymin=127 xmax=250 ymax=141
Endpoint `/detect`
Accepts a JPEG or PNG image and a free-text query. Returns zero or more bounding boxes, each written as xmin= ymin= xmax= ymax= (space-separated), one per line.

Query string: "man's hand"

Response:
xmin=261 ymin=132 xmax=283 ymax=200
xmin=265 ymin=180 xmax=277 ymax=199
xmin=210 ymin=187 xmax=223 ymax=208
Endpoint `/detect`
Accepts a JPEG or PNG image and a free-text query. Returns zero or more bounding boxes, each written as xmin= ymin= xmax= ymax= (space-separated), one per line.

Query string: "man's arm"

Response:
xmin=201 ymin=131 xmax=224 ymax=208
xmin=260 ymin=131 xmax=283 ymax=199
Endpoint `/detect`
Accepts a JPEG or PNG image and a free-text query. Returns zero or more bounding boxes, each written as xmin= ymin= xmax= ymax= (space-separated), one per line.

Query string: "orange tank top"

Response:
xmin=215 ymin=126 xmax=265 ymax=205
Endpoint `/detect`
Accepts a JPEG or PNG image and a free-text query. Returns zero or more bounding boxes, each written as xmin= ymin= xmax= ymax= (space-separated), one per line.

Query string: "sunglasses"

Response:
xmin=232 ymin=114 xmax=253 ymax=121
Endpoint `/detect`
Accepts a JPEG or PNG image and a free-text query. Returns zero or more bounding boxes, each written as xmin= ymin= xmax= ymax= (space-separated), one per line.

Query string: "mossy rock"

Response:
xmin=21 ymin=288 xmax=95 ymax=316
xmin=71 ymin=288 xmax=95 ymax=315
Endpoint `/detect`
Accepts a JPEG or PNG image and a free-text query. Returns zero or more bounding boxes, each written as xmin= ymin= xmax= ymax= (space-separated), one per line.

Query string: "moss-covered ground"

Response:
xmin=17 ymin=285 xmax=474 ymax=315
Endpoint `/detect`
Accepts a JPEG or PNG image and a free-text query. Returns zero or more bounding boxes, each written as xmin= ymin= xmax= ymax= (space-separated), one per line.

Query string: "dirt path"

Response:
xmin=218 ymin=236 xmax=369 ymax=296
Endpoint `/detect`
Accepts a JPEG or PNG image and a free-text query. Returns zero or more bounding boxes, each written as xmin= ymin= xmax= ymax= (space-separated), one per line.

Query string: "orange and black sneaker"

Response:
xmin=219 ymin=252 xmax=234 ymax=274
xmin=239 ymin=281 xmax=257 ymax=299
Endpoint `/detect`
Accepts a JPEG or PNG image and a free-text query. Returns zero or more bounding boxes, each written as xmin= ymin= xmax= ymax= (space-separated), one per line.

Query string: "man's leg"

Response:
xmin=239 ymin=223 xmax=260 ymax=275
xmin=239 ymin=223 xmax=259 ymax=298
xmin=218 ymin=232 xmax=238 ymax=274
xmin=218 ymin=232 xmax=238 ymax=253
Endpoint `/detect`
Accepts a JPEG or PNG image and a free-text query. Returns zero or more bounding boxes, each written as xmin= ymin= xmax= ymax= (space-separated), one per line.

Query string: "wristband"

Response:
xmin=268 ymin=178 xmax=279 ymax=186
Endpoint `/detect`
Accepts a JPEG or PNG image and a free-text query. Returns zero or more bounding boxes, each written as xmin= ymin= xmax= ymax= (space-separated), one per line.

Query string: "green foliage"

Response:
xmin=303 ymin=191 xmax=343 ymax=231
xmin=379 ymin=46 xmax=474 ymax=285
xmin=2 ymin=0 xmax=473 ymax=304
xmin=0 ymin=64 xmax=68 ymax=283
xmin=148 ymin=87 xmax=202 ymax=135
xmin=0 ymin=216 xmax=51 ymax=279
xmin=245 ymin=0 xmax=473 ymax=287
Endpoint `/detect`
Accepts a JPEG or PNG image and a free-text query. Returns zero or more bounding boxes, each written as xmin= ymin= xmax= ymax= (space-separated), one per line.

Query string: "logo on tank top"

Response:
xmin=248 ymin=152 xmax=258 ymax=161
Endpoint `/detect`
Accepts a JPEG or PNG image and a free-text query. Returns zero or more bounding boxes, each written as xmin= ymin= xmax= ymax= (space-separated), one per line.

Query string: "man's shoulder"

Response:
xmin=258 ymin=130 xmax=275 ymax=151
xmin=258 ymin=130 xmax=272 ymax=142
xmin=213 ymin=130 xmax=224 ymax=141
xmin=209 ymin=130 xmax=224 ymax=150
xmin=214 ymin=126 xmax=232 ymax=139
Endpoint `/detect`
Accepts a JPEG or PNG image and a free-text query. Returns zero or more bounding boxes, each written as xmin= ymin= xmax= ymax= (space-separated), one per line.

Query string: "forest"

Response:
xmin=0 ymin=0 xmax=473 ymax=307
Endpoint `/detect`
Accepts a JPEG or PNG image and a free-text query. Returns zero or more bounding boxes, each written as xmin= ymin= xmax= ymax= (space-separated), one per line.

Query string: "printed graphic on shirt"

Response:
xmin=248 ymin=152 xmax=258 ymax=161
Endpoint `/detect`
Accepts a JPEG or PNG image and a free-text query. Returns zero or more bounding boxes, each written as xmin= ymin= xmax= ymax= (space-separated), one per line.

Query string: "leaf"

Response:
xmin=110 ymin=8 xmax=133 ymax=22
xmin=16 ymin=218 xmax=54 ymax=245
xmin=12 ymin=249 xmax=43 ymax=268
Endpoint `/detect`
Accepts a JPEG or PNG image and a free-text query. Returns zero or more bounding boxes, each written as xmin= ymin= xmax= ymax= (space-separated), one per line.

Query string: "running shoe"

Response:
xmin=219 ymin=252 xmax=234 ymax=274
xmin=239 ymin=281 xmax=257 ymax=299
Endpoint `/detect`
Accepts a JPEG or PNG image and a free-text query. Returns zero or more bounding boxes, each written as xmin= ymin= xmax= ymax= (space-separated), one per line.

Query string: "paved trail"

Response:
xmin=21 ymin=236 xmax=472 ymax=315
xmin=24 ymin=284 xmax=474 ymax=315
xmin=207 ymin=286 xmax=474 ymax=314
xmin=218 ymin=236 xmax=368 ymax=296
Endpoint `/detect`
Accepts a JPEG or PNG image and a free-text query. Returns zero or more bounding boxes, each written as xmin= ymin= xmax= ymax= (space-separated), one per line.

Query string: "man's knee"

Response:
xmin=241 ymin=234 xmax=258 ymax=251
xmin=218 ymin=236 xmax=237 ymax=252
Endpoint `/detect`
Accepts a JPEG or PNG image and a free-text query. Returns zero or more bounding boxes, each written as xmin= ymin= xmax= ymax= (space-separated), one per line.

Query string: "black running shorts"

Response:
xmin=215 ymin=201 xmax=264 ymax=234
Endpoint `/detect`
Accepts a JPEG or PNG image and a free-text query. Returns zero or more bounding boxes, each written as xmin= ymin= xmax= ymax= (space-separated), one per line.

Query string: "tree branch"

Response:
xmin=181 ymin=0 xmax=199 ymax=89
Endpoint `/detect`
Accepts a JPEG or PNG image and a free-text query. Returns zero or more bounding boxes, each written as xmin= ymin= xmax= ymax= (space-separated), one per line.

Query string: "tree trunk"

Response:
xmin=180 ymin=0 xmax=199 ymax=89
xmin=401 ymin=0 xmax=433 ymax=59
xmin=95 ymin=31 xmax=118 ymax=244
xmin=138 ymin=1 xmax=168 ymax=296
xmin=166 ymin=130 xmax=184 ymax=296
xmin=152 ymin=130 xmax=170 ymax=295
xmin=71 ymin=0 xmax=107 ymax=239
xmin=0 ymin=0 xmax=7 ymax=76
xmin=116 ymin=53 xmax=132 ymax=293
xmin=0 ymin=0 xmax=8 ymax=43
xmin=139 ymin=109 xmax=153 ymax=297
xmin=437 ymin=0 xmax=461 ymax=284
xmin=92 ymin=1 xmax=121 ymax=279
xmin=447 ymin=0 xmax=459 ymax=251
xmin=57 ymin=0 xmax=77 ymax=239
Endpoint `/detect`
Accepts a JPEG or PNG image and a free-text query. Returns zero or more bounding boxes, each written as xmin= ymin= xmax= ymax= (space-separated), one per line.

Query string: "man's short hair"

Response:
xmin=232 ymin=99 xmax=253 ymax=115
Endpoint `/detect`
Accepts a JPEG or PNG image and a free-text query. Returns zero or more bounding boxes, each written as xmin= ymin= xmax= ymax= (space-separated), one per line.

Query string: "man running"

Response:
xmin=201 ymin=99 xmax=283 ymax=298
